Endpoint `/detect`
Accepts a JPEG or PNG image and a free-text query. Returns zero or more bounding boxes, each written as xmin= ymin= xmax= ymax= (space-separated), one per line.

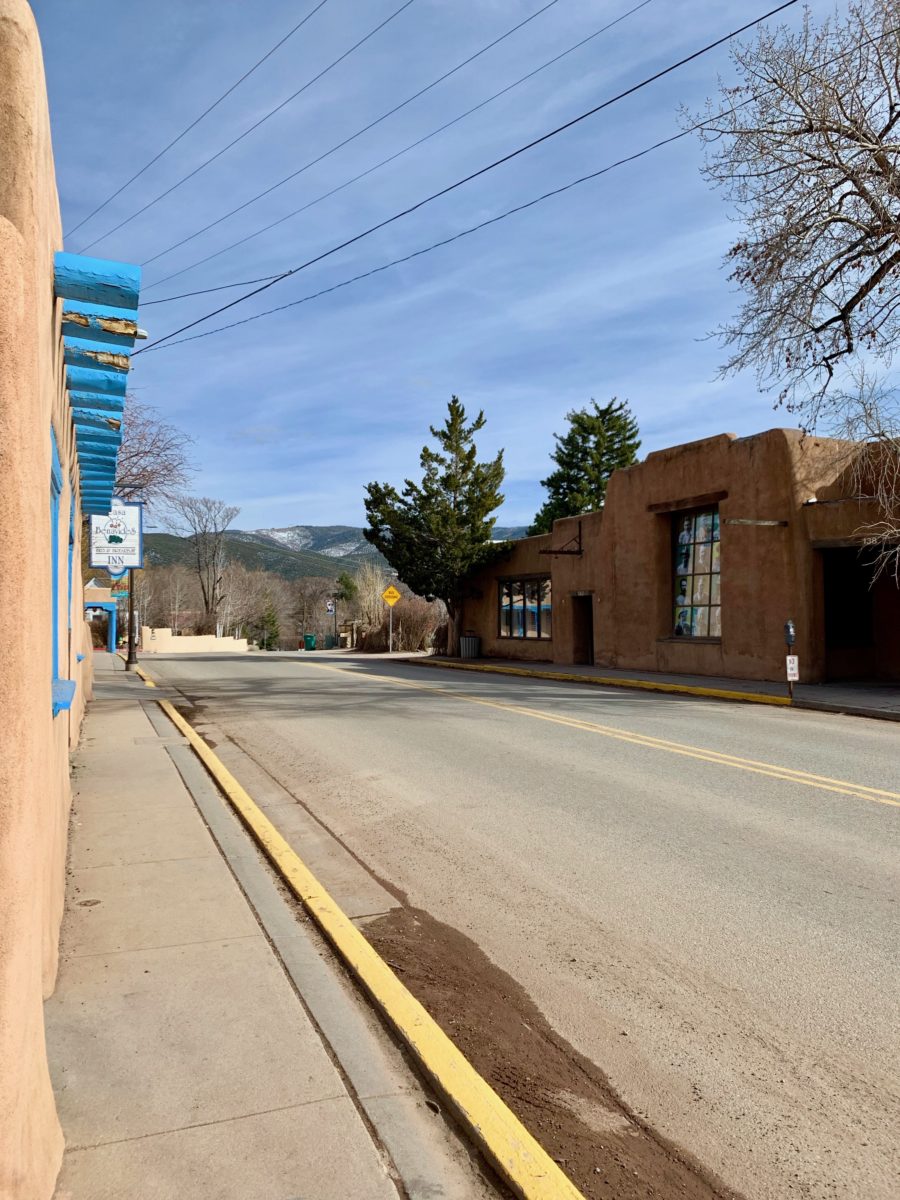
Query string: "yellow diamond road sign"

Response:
xmin=382 ymin=585 xmax=401 ymax=606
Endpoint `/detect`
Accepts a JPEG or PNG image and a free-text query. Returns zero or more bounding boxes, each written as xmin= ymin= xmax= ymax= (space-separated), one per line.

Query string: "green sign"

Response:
xmin=111 ymin=590 xmax=129 ymax=599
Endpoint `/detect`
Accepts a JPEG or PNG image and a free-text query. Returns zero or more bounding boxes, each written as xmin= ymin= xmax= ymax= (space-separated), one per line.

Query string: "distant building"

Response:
xmin=462 ymin=429 xmax=900 ymax=683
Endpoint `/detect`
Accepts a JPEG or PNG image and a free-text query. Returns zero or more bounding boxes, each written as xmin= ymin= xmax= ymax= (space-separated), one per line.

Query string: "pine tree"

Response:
xmin=364 ymin=397 xmax=505 ymax=655
xmin=529 ymin=399 xmax=640 ymax=534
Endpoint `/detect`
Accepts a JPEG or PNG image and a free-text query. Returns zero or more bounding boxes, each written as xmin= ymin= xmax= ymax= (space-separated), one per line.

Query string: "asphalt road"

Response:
xmin=146 ymin=652 xmax=900 ymax=1200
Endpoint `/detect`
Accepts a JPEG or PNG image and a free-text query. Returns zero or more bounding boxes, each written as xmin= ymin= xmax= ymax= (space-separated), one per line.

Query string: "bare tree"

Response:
xmin=354 ymin=560 xmax=389 ymax=629
xmin=690 ymin=1 xmax=900 ymax=418
xmin=169 ymin=496 xmax=240 ymax=629
xmin=824 ymin=366 xmax=900 ymax=579
xmin=115 ymin=397 xmax=195 ymax=506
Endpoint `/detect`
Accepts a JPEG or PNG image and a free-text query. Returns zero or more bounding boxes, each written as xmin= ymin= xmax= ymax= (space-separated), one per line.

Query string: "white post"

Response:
xmin=389 ymin=604 xmax=393 ymax=654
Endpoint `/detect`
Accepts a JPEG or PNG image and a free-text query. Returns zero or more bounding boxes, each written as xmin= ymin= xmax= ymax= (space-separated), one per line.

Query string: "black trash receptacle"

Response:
xmin=459 ymin=635 xmax=480 ymax=659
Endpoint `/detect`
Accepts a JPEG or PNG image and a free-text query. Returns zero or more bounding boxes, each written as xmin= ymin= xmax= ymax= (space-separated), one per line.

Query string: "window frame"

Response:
xmin=671 ymin=506 xmax=721 ymax=640
xmin=497 ymin=574 xmax=552 ymax=641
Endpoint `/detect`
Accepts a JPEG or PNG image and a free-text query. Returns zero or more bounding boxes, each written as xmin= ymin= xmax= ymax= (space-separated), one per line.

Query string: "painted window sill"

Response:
xmin=52 ymin=678 xmax=77 ymax=716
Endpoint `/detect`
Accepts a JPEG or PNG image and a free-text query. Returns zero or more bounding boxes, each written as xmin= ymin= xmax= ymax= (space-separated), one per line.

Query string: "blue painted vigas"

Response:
xmin=66 ymin=364 xmax=128 ymax=396
xmin=61 ymin=299 xmax=143 ymax=347
xmin=54 ymin=252 xmax=141 ymax=311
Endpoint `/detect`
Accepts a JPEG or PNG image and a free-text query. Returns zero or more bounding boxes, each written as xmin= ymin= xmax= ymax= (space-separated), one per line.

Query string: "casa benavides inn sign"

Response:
xmin=89 ymin=500 xmax=144 ymax=571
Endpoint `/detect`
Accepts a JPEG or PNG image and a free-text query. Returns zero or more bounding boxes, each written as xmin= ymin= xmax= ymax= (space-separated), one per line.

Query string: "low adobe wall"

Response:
xmin=141 ymin=627 xmax=249 ymax=654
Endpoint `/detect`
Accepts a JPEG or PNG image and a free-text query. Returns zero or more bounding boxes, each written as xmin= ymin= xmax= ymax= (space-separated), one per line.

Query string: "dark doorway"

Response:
xmin=822 ymin=548 xmax=900 ymax=680
xmin=571 ymin=594 xmax=594 ymax=664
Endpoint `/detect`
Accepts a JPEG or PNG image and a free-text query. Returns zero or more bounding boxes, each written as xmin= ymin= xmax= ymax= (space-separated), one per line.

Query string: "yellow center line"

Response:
xmin=294 ymin=660 xmax=900 ymax=810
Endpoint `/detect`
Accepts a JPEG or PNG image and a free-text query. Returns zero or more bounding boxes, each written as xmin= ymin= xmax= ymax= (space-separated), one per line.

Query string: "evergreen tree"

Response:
xmin=364 ymin=397 xmax=505 ymax=655
xmin=253 ymin=600 xmax=280 ymax=651
xmin=529 ymin=399 xmax=640 ymax=534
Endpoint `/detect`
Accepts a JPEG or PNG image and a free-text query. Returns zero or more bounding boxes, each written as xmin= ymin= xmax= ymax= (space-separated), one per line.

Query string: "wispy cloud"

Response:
xmin=35 ymin=0 xmax=805 ymax=526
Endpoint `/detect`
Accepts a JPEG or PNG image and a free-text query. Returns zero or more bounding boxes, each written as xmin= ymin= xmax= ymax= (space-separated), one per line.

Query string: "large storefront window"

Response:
xmin=673 ymin=508 xmax=720 ymax=638
xmin=499 ymin=577 xmax=551 ymax=639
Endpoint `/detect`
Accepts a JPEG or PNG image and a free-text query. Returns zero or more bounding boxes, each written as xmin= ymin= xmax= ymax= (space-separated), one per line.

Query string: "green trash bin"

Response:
xmin=303 ymin=634 xmax=316 ymax=651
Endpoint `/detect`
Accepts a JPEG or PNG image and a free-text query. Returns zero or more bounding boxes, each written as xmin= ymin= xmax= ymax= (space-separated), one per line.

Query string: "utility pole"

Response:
xmin=125 ymin=567 xmax=137 ymax=670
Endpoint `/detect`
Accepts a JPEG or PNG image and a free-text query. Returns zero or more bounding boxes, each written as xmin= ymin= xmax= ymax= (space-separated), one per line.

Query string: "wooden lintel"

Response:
xmin=647 ymin=490 xmax=728 ymax=514
xmin=724 ymin=518 xmax=788 ymax=527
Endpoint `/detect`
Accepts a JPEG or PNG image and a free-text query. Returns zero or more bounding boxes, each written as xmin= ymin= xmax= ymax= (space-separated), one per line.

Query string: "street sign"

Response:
xmin=382 ymin=584 xmax=401 ymax=607
xmin=786 ymin=655 xmax=799 ymax=682
xmin=90 ymin=500 xmax=143 ymax=571
xmin=111 ymin=590 xmax=128 ymax=599
xmin=326 ymin=599 xmax=335 ymax=615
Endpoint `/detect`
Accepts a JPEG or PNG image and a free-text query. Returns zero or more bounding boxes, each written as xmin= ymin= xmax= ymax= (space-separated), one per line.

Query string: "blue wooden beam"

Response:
xmin=67 ymin=391 xmax=126 ymax=414
xmin=76 ymin=423 xmax=122 ymax=444
xmin=54 ymin=252 xmax=141 ymax=311
xmin=66 ymin=365 xmax=128 ymax=397
xmin=72 ymin=408 xmax=122 ymax=431
xmin=62 ymin=300 xmax=143 ymax=348
xmin=64 ymin=337 xmax=130 ymax=374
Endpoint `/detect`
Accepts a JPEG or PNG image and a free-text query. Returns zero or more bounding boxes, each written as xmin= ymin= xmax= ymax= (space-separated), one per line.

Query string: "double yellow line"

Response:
xmin=299 ymin=661 xmax=900 ymax=810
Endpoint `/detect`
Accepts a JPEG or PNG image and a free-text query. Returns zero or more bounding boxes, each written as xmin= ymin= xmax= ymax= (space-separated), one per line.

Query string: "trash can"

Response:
xmin=303 ymin=634 xmax=316 ymax=651
xmin=459 ymin=635 xmax=480 ymax=659
xmin=324 ymin=634 xmax=336 ymax=650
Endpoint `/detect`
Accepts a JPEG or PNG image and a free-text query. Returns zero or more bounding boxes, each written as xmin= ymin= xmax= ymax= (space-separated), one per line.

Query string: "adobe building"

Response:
xmin=462 ymin=429 xmax=900 ymax=684
xmin=1 ymin=3 xmax=144 ymax=1196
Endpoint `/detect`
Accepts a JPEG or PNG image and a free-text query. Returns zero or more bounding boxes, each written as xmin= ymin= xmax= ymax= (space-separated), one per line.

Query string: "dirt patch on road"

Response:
xmin=364 ymin=907 xmax=740 ymax=1200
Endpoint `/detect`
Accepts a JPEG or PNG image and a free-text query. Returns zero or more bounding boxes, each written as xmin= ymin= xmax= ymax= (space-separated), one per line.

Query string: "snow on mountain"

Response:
xmin=235 ymin=524 xmax=527 ymax=559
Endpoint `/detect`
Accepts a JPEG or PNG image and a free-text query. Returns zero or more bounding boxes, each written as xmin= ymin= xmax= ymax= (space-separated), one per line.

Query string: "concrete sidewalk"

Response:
xmin=46 ymin=655 xmax=485 ymax=1200
xmin=412 ymin=656 xmax=900 ymax=720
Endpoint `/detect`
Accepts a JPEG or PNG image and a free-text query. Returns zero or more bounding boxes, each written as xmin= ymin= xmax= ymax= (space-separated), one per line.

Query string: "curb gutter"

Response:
xmin=132 ymin=665 xmax=586 ymax=1200
xmin=406 ymin=657 xmax=791 ymax=707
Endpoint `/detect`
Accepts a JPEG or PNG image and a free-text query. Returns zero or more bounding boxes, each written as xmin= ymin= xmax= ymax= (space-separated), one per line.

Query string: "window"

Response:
xmin=673 ymin=508 xmax=720 ymax=638
xmin=498 ymin=576 xmax=552 ymax=639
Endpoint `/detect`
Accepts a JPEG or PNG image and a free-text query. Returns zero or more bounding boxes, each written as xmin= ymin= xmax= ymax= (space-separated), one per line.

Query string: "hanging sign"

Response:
xmin=90 ymin=500 xmax=144 ymax=571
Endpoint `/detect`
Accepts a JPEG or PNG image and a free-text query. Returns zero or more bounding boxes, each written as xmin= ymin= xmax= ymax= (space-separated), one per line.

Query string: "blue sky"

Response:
xmin=34 ymin=0 xmax=809 ymax=528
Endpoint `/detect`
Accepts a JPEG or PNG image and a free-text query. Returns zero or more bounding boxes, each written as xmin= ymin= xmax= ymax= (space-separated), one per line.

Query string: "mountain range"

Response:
xmin=144 ymin=524 xmax=527 ymax=581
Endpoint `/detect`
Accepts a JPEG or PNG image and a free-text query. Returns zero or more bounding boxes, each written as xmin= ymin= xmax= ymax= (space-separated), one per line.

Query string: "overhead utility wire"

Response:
xmin=139 ymin=21 xmax=894 ymax=332
xmin=142 ymin=0 xmax=656 ymax=291
xmin=140 ymin=0 xmax=568 ymax=273
xmin=138 ymin=127 xmax=714 ymax=351
xmin=141 ymin=276 xmax=282 ymax=306
xmin=65 ymin=0 xmax=333 ymax=240
xmin=133 ymin=1 xmax=799 ymax=357
xmin=76 ymin=0 xmax=420 ymax=254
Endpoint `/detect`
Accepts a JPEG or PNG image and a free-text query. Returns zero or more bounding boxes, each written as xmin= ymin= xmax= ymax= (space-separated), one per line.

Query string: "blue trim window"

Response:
xmin=51 ymin=429 xmax=76 ymax=716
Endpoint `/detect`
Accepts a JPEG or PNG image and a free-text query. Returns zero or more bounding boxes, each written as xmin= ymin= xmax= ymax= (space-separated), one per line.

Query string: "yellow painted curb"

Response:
xmin=409 ymin=658 xmax=792 ymax=707
xmin=150 ymin=690 xmax=586 ymax=1200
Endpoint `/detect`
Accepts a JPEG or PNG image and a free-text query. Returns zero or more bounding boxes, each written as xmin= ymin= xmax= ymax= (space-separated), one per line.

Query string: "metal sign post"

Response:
xmin=784 ymin=619 xmax=797 ymax=700
xmin=126 ymin=568 xmax=137 ymax=670
xmin=382 ymin=584 xmax=401 ymax=653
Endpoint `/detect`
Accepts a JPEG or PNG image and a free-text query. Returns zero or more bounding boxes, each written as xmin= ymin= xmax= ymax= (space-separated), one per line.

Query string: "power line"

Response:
xmin=133 ymin=1 xmax=799 ymax=358
xmin=64 ymin=0 xmax=333 ymax=240
xmin=142 ymin=0 xmax=656 ymax=292
xmin=140 ymin=276 xmax=282 ymax=306
xmin=76 ymin=0 xmax=421 ymax=254
xmin=138 ymin=128 xmax=703 ymax=352
xmin=139 ymin=0 xmax=569 ymax=273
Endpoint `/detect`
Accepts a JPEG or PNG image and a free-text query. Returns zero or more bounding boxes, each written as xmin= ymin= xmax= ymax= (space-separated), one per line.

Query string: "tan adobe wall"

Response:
xmin=142 ymin=627 xmax=250 ymax=654
xmin=462 ymin=428 xmax=885 ymax=683
xmin=464 ymin=533 xmax=555 ymax=660
xmin=596 ymin=429 xmax=841 ymax=681
xmin=0 ymin=2 xmax=92 ymax=1194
